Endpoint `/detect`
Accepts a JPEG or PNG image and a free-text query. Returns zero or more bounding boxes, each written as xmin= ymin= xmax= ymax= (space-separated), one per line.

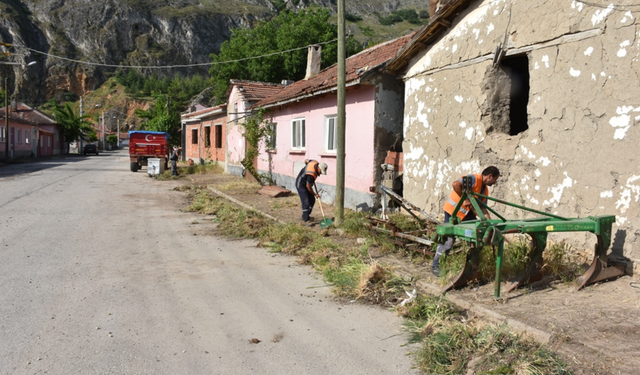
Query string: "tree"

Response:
xmin=134 ymin=93 xmax=181 ymax=145
xmin=107 ymin=134 xmax=118 ymax=147
xmin=53 ymin=103 xmax=95 ymax=153
xmin=209 ymin=8 xmax=362 ymax=102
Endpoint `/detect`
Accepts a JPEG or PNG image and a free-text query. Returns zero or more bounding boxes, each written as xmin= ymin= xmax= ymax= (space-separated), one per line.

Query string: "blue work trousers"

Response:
xmin=296 ymin=186 xmax=315 ymax=222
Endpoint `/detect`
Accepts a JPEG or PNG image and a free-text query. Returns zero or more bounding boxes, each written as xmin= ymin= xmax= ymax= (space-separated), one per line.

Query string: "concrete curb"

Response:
xmin=205 ymin=185 xmax=286 ymax=225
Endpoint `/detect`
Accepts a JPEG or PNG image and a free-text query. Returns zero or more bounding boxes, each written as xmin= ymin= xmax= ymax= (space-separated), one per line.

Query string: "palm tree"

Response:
xmin=53 ymin=103 xmax=95 ymax=154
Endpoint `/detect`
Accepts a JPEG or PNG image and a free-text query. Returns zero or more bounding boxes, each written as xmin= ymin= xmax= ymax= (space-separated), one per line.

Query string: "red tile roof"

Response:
xmin=229 ymin=80 xmax=285 ymax=103
xmin=255 ymin=34 xmax=414 ymax=108
xmin=0 ymin=103 xmax=57 ymax=125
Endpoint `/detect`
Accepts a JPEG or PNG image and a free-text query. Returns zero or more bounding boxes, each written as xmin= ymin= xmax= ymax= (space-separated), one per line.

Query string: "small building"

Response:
xmin=387 ymin=0 xmax=640 ymax=266
xmin=226 ymin=80 xmax=285 ymax=177
xmin=181 ymin=104 xmax=227 ymax=166
xmin=1 ymin=102 xmax=61 ymax=159
xmin=252 ymin=35 xmax=412 ymax=210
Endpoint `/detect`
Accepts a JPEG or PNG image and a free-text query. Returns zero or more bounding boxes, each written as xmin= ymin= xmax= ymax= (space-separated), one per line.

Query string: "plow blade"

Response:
xmin=505 ymin=233 xmax=547 ymax=293
xmin=443 ymin=247 xmax=482 ymax=292
xmin=576 ymin=240 xmax=626 ymax=290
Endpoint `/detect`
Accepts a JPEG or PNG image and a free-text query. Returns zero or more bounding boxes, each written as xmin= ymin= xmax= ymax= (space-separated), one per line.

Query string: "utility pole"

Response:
xmin=101 ymin=110 xmax=105 ymax=150
xmin=117 ymin=118 xmax=120 ymax=148
xmin=4 ymin=77 xmax=8 ymax=160
xmin=335 ymin=0 xmax=346 ymax=226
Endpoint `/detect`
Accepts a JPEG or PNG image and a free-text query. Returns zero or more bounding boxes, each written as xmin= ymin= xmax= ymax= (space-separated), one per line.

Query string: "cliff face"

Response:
xmin=0 ymin=0 xmax=426 ymax=104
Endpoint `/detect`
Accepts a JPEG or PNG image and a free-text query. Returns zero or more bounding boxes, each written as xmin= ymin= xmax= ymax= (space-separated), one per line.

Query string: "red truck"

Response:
xmin=128 ymin=131 xmax=170 ymax=172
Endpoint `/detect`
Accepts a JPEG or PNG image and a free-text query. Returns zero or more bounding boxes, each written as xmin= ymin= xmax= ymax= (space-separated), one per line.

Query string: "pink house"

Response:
xmin=181 ymin=104 xmax=227 ymax=166
xmin=252 ymin=35 xmax=412 ymax=210
xmin=226 ymin=80 xmax=285 ymax=177
xmin=1 ymin=103 xmax=62 ymax=159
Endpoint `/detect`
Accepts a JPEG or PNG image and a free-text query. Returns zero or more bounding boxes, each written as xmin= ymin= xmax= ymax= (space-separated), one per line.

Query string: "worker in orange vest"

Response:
xmin=432 ymin=166 xmax=501 ymax=276
xmin=295 ymin=159 xmax=328 ymax=225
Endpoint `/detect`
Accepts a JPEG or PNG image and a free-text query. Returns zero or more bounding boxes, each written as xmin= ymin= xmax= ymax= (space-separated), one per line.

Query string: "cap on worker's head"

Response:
xmin=318 ymin=162 xmax=328 ymax=175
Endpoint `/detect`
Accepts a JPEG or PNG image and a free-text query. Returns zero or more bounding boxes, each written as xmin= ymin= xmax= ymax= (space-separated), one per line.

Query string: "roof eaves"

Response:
xmin=387 ymin=0 xmax=475 ymax=74
xmin=259 ymin=79 xmax=362 ymax=110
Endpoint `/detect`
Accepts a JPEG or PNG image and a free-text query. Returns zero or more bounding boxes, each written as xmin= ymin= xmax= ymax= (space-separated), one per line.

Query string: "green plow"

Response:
xmin=434 ymin=176 xmax=626 ymax=299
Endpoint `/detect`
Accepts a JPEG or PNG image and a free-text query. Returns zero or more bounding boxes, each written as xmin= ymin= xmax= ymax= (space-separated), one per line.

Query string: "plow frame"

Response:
xmin=436 ymin=177 xmax=625 ymax=299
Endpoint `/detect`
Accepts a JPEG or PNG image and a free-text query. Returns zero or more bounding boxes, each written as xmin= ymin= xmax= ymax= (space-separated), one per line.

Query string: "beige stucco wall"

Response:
xmin=403 ymin=0 xmax=640 ymax=265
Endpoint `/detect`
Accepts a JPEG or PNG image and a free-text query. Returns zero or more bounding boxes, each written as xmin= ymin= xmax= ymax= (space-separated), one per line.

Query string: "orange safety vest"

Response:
xmin=443 ymin=174 xmax=489 ymax=221
xmin=305 ymin=160 xmax=320 ymax=180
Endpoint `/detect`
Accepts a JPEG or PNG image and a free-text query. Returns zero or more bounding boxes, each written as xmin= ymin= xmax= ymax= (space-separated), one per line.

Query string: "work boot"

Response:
xmin=432 ymin=256 xmax=441 ymax=277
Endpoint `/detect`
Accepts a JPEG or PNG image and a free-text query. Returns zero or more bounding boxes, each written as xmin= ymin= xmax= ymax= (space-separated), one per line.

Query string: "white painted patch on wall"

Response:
xmin=457 ymin=160 xmax=482 ymax=175
xmin=621 ymin=11 xmax=634 ymax=23
xmin=615 ymin=175 xmax=640 ymax=214
xmin=534 ymin=61 xmax=540 ymax=70
xmin=618 ymin=216 xmax=628 ymax=225
xmin=417 ymin=102 xmax=431 ymax=130
xmin=537 ymin=156 xmax=551 ymax=167
xmin=459 ymin=121 xmax=467 ymax=128
xmin=452 ymin=44 xmax=458 ymax=53
xmin=543 ymin=172 xmax=574 ymax=207
xmin=617 ymin=40 xmax=630 ymax=57
xmin=465 ymin=127 xmax=474 ymax=140
xmin=592 ymin=73 xmax=597 ymax=81
xmin=609 ymin=105 xmax=636 ymax=140
xmin=542 ymin=55 xmax=550 ymax=68
xmin=535 ymin=185 xmax=540 ymax=191
xmin=455 ymin=95 xmax=464 ymax=103
xmin=591 ymin=4 xmax=614 ymax=26
xmin=528 ymin=194 xmax=540 ymax=205
xmin=531 ymin=138 xmax=538 ymax=144
xmin=571 ymin=0 xmax=584 ymax=12
xmin=570 ymin=67 xmax=581 ymax=77
xmin=405 ymin=144 xmax=424 ymax=161
xmin=473 ymin=28 xmax=480 ymax=40
xmin=584 ymin=46 xmax=594 ymax=56
xmin=600 ymin=190 xmax=614 ymax=198
xmin=487 ymin=23 xmax=495 ymax=34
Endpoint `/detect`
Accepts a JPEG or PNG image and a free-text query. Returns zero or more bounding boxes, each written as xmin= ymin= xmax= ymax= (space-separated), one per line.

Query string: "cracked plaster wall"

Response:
xmin=402 ymin=0 xmax=640 ymax=265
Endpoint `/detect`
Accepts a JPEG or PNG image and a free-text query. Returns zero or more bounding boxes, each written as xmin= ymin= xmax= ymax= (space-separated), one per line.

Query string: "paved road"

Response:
xmin=0 ymin=151 xmax=417 ymax=375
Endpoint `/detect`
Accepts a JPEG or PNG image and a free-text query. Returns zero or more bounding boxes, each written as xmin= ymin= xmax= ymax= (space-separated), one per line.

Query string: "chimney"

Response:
xmin=304 ymin=45 xmax=321 ymax=80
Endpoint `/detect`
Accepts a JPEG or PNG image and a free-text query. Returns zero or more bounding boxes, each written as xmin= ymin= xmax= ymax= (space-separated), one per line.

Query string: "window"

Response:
xmin=291 ymin=118 xmax=305 ymax=150
xmin=17 ymin=129 xmax=22 ymax=143
xmin=25 ymin=130 xmax=30 ymax=144
xmin=204 ymin=126 xmax=211 ymax=147
xmin=0 ymin=126 xmax=5 ymax=142
xmin=47 ymin=137 xmax=51 ymax=147
xmin=215 ymin=124 xmax=222 ymax=149
xmin=324 ymin=116 xmax=337 ymax=152
xmin=266 ymin=123 xmax=277 ymax=150
xmin=191 ymin=128 xmax=198 ymax=144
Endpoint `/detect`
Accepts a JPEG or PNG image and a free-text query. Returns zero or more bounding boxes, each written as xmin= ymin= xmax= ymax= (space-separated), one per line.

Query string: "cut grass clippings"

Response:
xmin=180 ymin=185 xmax=572 ymax=375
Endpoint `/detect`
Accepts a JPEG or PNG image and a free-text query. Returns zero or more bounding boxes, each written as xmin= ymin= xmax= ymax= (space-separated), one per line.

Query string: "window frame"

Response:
xmin=204 ymin=126 xmax=211 ymax=148
xmin=323 ymin=115 xmax=337 ymax=153
xmin=290 ymin=118 xmax=306 ymax=150
xmin=265 ymin=122 xmax=277 ymax=151
xmin=214 ymin=124 xmax=222 ymax=149
xmin=191 ymin=128 xmax=198 ymax=144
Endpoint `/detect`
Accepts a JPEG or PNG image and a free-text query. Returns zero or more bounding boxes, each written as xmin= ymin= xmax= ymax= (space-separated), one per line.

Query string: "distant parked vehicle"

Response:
xmin=83 ymin=144 xmax=99 ymax=156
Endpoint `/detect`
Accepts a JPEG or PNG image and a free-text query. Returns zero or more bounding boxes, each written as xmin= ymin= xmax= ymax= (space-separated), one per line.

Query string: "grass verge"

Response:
xmin=179 ymin=184 xmax=572 ymax=374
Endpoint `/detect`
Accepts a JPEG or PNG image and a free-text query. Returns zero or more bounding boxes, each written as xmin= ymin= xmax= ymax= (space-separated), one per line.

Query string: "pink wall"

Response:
xmin=227 ymin=86 xmax=248 ymax=167
xmin=258 ymin=86 xmax=377 ymax=193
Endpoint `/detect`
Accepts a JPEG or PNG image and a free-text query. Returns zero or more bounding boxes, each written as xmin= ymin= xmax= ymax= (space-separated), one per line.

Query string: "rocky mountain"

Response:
xmin=0 ymin=0 xmax=429 ymax=106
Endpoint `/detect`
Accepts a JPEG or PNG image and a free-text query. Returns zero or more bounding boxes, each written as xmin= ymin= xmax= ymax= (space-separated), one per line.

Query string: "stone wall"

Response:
xmin=402 ymin=0 xmax=640 ymax=267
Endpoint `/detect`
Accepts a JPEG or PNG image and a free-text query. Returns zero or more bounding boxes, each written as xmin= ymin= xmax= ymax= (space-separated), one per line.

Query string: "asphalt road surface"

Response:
xmin=0 ymin=150 xmax=418 ymax=375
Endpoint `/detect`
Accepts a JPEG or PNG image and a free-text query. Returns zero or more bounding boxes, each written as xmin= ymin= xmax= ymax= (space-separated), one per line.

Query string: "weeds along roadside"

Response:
xmin=176 ymin=183 xmax=572 ymax=375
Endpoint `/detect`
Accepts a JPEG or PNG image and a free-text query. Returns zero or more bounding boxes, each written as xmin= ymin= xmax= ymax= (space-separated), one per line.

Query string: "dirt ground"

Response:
xmin=183 ymin=171 xmax=640 ymax=375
